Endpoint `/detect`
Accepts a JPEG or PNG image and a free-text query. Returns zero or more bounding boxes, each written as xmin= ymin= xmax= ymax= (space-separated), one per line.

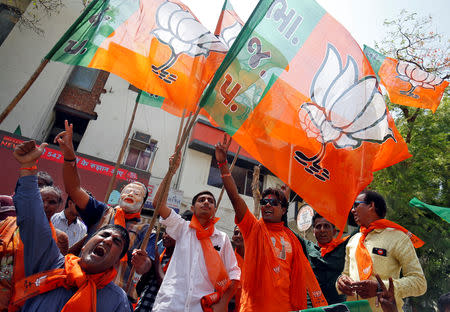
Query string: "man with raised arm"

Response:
xmin=11 ymin=140 xmax=131 ymax=311
xmin=215 ymin=134 xmax=327 ymax=312
xmin=54 ymin=120 xmax=155 ymax=301
xmin=152 ymin=150 xmax=240 ymax=312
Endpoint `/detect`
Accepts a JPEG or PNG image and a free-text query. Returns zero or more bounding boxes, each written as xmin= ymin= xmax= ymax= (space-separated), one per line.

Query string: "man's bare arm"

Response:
xmin=54 ymin=120 xmax=89 ymax=210
xmin=215 ymin=134 xmax=248 ymax=223
xmin=154 ymin=149 xmax=181 ymax=219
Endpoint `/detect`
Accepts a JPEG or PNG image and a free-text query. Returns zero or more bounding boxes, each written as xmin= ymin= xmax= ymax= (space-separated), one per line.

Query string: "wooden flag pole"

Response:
xmin=103 ymin=98 xmax=139 ymax=203
xmin=252 ymin=165 xmax=262 ymax=218
xmin=0 ymin=59 xmax=49 ymax=124
xmin=126 ymin=106 xmax=201 ymax=294
xmin=216 ymin=146 xmax=241 ymax=208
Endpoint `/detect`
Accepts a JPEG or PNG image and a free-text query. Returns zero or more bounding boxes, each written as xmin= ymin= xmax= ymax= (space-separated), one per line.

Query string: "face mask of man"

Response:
xmin=118 ymin=183 xmax=145 ymax=214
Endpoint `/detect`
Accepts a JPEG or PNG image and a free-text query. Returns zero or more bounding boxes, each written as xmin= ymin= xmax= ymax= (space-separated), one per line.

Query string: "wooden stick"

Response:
xmin=216 ymin=146 xmax=241 ymax=208
xmin=103 ymin=98 xmax=139 ymax=203
xmin=126 ymin=106 xmax=201 ymax=294
xmin=175 ymin=108 xmax=186 ymax=146
xmin=252 ymin=165 xmax=262 ymax=218
xmin=0 ymin=59 xmax=49 ymax=124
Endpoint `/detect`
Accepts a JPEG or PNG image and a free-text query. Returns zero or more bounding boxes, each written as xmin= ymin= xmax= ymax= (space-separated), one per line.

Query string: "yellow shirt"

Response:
xmin=339 ymin=228 xmax=426 ymax=312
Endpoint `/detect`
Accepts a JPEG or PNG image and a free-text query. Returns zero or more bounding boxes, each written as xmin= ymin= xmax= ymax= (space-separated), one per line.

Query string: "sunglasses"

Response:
xmin=260 ymin=198 xmax=280 ymax=206
xmin=353 ymin=200 xmax=365 ymax=208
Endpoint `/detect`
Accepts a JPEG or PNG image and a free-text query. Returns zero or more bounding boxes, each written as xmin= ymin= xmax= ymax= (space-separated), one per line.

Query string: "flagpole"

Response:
xmin=0 ymin=0 xmax=103 ymax=125
xmin=0 ymin=60 xmax=49 ymax=124
xmin=251 ymin=164 xmax=262 ymax=218
xmin=103 ymin=97 xmax=139 ymax=203
xmin=216 ymin=146 xmax=241 ymax=208
xmin=126 ymin=105 xmax=201 ymax=295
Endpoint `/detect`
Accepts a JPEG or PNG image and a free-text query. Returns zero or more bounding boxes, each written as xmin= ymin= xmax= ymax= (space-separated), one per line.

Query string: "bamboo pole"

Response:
xmin=103 ymin=98 xmax=139 ymax=203
xmin=252 ymin=165 xmax=262 ymax=218
xmin=126 ymin=106 xmax=201 ymax=294
xmin=216 ymin=146 xmax=241 ymax=208
xmin=0 ymin=60 xmax=49 ymax=124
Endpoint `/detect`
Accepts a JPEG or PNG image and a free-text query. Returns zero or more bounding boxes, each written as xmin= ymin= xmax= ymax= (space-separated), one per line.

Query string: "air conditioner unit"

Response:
xmin=130 ymin=131 xmax=151 ymax=150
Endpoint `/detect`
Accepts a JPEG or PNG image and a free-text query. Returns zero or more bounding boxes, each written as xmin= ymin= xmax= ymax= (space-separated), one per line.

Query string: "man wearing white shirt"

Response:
xmin=51 ymin=196 xmax=87 ymax=247
xmin=152 ymin=153 xmax=240 ymax=312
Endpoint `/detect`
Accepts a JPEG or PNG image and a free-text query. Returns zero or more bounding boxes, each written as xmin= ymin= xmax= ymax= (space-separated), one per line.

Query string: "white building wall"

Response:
xmin=0 ymin=0 xmax=84 ymax=138
xmin=0 ymin=0 xmax=292 ymax=237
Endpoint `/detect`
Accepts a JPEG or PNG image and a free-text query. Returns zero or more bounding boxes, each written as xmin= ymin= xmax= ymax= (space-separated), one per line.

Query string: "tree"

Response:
xmin=370 ymin=10 xmax=449 ymax=312
xmin=4 ymin=0 xmax=65 ymax=35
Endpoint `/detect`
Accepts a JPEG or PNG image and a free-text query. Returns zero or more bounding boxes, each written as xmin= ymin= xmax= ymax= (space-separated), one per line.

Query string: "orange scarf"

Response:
xmin=355 ymin=219 xmax=425 ymax=280
xmin=13 ymin=254 xmax=117 ymax=311
xmin=189 ymin=215 xmax=230 ymax=295
xmin=0 ymin=218 xmax=59 ymax=312
xmin=242 ymin=219 xmax=327 ymax=310
xmin=318 ymin=236 xmax=349 ymax=257
xmin=159 ymin=249 xmax=172 ymax=273
xmin=113 ymin=208 xmax=140 ymax=263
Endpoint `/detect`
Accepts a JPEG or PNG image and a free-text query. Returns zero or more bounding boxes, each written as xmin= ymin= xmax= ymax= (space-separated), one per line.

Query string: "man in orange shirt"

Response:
xmin=215 ymin=134 xmax=327 ymax=312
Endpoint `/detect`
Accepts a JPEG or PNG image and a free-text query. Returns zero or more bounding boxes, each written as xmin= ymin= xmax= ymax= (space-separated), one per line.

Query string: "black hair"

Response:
xmin=65 ymin=189 xmax=93 ymax=209
xmin=37 ymin=171 xmax=54 ymax=187
xmin=92 ymin=224 xmax=130 ymax=259
xmin=438 ymin=292 xmax=450 ymax=312
xmin=312 ymin=212 xmax=334 ymax=228
xmin=40 ymin=185 xmax=63 ymax=203
xmin=192 ymin=191 xmax=216 ymax=207
xmin=181 ymin=210 xmax=193 ymax=221
xmin=261 ymin=187 xmax=289 ymax=226
xmin=361 ymin=190 xmax=387 ymax=218
xmin=122 ymin=181 xmax=149 ymax=204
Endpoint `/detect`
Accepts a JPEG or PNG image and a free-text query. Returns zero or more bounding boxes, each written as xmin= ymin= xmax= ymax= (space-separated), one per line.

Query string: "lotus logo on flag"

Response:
xmin=295 ymin=44 xmax=395 ymax=182
xmin=396 ymin=61 xmax=446 ymax=99
xmin=151 ymin=1 xmax=228 ymax=83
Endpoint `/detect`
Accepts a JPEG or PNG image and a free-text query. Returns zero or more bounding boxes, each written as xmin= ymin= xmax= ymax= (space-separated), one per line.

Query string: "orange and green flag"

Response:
xmin=215 ymin=0 xmax=244 ymax=49
xmin=45 ymin=0 xmax=228 ymax=115
xmin=364 ymin=45 xmax=449 ymax=113
xmin=199 ymin=0 xmax=410 ymax=231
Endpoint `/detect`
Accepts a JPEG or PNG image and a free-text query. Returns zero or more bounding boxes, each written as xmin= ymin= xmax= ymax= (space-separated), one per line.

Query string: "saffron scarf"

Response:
xmin=318 ymin=236 xmax=349 ymax=257
xmin=355 ymin=219 xmax=424 ymax=280
xmin=1 ymin=218 xmax=59 ymax=311
xmin=189 ymin=215 xmax=230 ymax=295
xmin=242 ymin=219 xmax=327 ymax=310
xmin=113 ymin=207 xmax=140 ymax=262
xmin=13 ymin=254 xmax=117 ymax=312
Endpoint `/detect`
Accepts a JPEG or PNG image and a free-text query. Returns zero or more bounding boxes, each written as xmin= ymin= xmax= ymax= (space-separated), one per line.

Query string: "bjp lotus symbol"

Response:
xmin=295 ymin=44 xmax=395 ymax=182
xmin=396 ymin=61 xmax=445 ymax=99
xmin=151 ymin=1 xmax=228 ymax=83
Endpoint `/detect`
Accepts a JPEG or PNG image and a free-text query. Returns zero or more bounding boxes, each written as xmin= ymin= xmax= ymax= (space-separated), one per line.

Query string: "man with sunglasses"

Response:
xmin=151 ymin=151 xmax=240 ymax=312
xmin=337 ymin=190 xmax=426 ymax=312
xmin=215 ymin=134 xmax=326 ymax=312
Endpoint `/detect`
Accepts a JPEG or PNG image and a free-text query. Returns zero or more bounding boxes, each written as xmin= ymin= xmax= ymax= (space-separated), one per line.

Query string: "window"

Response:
xmin=207 ymin=158 xmax=264 ymax=197
xmin=124 ymin=131 xmax=158 ymax=171
xmin=0 ymin=4 xmax=21 ymax=46
xmin=67 ymin=66 xmax=100 ymax=91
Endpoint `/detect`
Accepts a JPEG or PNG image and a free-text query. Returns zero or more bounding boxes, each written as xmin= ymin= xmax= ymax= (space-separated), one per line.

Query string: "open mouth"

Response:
xmin=123 ymin=198 xmax=134 ymax=204
xmin=262 ymin=209 xmax=273 ymax=216
xmin=93 ymin=245 xmax=106 ymax=257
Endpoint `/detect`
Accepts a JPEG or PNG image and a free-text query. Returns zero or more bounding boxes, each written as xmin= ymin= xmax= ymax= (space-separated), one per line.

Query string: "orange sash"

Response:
xmin=318 ymin=236 xmax=349 ymax=257
xmin=189 ymin=215 xmax=230 ymax=295
xmin=13 ymin=254 xmax=117 ymax=311
xmin=159 ymin=249 xmax=171 ymax=273
xmin=242 ymin=219 xmax=327 ymax=310
xmin=355 ymin=219 xmax=424 ymax=280
xmin=113 ymin=208 xmax=140 ymax=263
xmin=0 ymin=218 xmax=59 ymax=311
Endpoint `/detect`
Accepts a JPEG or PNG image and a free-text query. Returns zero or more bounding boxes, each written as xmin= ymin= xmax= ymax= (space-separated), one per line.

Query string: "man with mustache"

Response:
xmin=152 ymin=151 xmax=240 ymax=312
xmin=337 ymin=190 xmax=426 ymax=312
xmin=10 ymin=140 xmax=131 ymax=311
xmin=215 ymin=134 xmax=326 ymax=312
xmin=55 ymin=120 xmax=155 ymax=302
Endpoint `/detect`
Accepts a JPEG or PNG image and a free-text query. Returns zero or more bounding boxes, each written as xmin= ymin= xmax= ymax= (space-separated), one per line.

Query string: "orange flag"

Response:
xmin=364 ymin=45 xmax=448 ymax=113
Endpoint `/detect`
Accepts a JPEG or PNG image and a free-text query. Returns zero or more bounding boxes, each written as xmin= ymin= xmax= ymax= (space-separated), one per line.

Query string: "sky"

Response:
xmin=183 ymin=0 xmax=449 ymax=51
